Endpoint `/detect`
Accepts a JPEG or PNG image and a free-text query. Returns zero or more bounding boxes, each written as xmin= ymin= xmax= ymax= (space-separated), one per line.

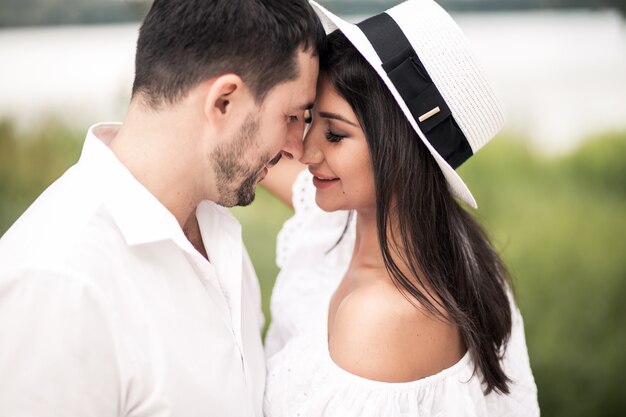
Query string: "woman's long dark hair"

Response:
xmin=322 ymin=31 xmax=513 ymax=394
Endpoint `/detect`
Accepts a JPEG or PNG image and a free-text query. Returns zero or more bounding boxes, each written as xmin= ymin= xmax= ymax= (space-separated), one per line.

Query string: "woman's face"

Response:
xmin=301 ymin=77 xmax=376 ymax=213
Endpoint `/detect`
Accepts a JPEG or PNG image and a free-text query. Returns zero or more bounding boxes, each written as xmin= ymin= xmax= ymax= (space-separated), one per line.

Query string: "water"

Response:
xmin=1 ymin=10 xmax=625 ymax=155
xmin=456 ymin=10 xmax=626 ymax=154
xmin=0 ymin=24 xmax=137 ymax=128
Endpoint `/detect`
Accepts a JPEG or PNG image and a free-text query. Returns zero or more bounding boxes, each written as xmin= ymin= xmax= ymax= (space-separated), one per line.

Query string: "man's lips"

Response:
xmin=256 ymin=166 xmax=269 ymax=182
xmin=268 ymin=152 xmax=283 ymax=168
xmin=257 ymin=153 xmax=283 ymax=183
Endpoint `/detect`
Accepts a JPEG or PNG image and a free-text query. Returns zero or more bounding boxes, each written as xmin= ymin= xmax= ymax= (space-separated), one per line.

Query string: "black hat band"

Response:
xmin=357 ymin=12 xmax=473 ymax=169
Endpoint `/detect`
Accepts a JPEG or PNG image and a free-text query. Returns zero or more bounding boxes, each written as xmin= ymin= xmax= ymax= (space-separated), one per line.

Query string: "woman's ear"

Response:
xmin=203 ymin=74 xmax=249 ymax=129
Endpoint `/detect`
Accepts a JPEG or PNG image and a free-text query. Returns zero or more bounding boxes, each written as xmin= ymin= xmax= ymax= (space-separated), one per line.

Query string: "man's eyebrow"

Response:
xmin=318 ymin=111 xmax=359 ymax=127
xmin=300 ymin=102 xmax=314 ymax=110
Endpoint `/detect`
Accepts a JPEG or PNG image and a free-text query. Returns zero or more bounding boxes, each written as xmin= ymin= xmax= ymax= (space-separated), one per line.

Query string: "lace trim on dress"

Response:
xmin=275 ymin=170 xmax=315 ymax=269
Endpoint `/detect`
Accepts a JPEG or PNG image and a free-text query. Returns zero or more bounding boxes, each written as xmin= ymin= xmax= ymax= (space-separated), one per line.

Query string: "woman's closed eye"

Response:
xmin=325 ymin=130 xmax=346 ymax=143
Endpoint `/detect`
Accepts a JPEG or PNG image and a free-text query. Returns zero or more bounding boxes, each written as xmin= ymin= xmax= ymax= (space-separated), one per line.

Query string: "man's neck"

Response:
xmin=183 ymin=213 xmax=209 ymax=260
xmin=107 ymin=102 xmax=210 ymax=229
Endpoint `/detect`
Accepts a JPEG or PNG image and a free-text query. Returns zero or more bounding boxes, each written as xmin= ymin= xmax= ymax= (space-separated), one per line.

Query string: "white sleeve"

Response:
xmin=0 ymin=268 xmax=126 ymax=417
xmin=275 ymin=169 xmax=320 ymax=269
xmin=275 ymin=170 xmax=352 ymax=270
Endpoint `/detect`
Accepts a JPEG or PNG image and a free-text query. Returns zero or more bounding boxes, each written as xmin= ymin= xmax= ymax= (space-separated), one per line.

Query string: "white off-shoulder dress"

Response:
xmin=264 ymin=170 xmax=539 ymax=417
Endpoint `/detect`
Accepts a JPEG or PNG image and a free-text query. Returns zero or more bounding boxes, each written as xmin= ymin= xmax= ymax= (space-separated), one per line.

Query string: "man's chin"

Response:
xmin=234 ymin=181 xmax=257 ymax=207
xmin=215 ymin=189 xmax=255 ymax=208
xmin=215 ymin=171 xmax=261 ymax=208
xmin=236 ymin=191 xmax=256 ymax=207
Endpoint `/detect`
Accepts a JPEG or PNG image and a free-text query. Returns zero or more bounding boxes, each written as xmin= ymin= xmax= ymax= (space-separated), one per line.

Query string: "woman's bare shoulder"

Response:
xmin=328 ymin=280 xmax=465 ymax=383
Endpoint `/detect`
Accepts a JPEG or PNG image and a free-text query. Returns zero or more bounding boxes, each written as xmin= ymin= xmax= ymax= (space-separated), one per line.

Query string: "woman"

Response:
xmin=262 ymin=1 xmax=538 ymax=415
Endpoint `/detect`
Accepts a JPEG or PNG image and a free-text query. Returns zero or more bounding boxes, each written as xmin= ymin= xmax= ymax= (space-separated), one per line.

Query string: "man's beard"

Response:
xmin=210 ymin=113 xmax=276 ymax=207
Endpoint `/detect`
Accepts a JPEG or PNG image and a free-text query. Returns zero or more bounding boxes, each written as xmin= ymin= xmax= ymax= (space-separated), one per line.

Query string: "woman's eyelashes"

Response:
xmin=325 ymin=130 xmax=346 ymax=143
xmin=306 ymin=110 xmax=347 ymax=142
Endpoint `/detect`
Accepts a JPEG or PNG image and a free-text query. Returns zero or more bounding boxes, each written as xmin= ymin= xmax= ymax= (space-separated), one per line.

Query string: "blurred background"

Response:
xmin=0 ymin=0 xmax=624 ymax=415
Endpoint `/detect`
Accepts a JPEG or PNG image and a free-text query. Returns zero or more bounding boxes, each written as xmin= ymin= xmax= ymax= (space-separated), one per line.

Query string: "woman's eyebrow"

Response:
xmin=318 ymin=111 xmax=359 ymax=127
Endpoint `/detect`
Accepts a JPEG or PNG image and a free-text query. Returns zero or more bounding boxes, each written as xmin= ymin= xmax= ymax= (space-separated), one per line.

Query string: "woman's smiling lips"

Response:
xmin=310 ymin=170 xmax=340 ymax=189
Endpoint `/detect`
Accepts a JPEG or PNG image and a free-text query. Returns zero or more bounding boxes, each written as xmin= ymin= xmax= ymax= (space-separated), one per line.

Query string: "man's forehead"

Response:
xmin=300 ymin=101 xmax=315 ymax=111
xmin=296 ymin=63 xmax=318 ymax=110
xmin=282 ymin=78 xmax=316 ymax=111
xmin=265 ymin=52 xmax=317 ymax=109
xmin=295 ymin=49 xmax=319 ymax=84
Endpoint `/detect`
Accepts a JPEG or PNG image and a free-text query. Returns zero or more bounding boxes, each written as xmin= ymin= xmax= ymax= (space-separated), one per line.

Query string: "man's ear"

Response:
xmin=203 ymin=74 xmax=249 ymax=129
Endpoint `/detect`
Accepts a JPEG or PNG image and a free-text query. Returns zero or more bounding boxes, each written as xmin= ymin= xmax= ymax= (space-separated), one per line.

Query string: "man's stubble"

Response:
xmin=210 ymin=113 xmax=273 ymax=207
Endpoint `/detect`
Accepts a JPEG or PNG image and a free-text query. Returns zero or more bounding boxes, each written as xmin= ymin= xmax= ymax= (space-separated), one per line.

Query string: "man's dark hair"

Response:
xmin=132 ymin=0 xmax=325 ymax=108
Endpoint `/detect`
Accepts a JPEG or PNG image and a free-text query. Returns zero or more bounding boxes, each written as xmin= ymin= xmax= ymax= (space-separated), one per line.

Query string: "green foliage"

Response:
xmin=231 ymin=189 xmax=294 ymax=333
xmin=1 ymin=121 xmax=624 ymax=416
xmin=458 ymin=131 xmax=626 ymax=416
xmin=0 ymin=119 xmax=83 ymax=232
xmin=559 ymin=131 xmax=626 ymax=196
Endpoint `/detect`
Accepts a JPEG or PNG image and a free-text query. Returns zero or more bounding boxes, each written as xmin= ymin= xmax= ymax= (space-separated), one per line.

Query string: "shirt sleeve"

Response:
xmin=0 ymin=268 xmax=126 ymax=417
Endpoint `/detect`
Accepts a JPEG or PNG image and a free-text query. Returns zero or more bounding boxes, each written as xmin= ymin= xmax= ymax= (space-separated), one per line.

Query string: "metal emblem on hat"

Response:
xmin=419 ymin=107 xmax=441 ymax=122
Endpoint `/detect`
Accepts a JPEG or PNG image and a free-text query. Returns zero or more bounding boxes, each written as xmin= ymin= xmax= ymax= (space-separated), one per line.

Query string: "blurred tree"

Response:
xmin=0 ymin=0 xmax=147 ymax=27
xmin=601 ymin=0 xmax=626 ymax=13
xmin=545 ymin=0 xmax=626 ymax=12
xmin=126 ymin=0 xmax=151 ymax=20
xmin=1 ymin=0 xmax=625 ymax=27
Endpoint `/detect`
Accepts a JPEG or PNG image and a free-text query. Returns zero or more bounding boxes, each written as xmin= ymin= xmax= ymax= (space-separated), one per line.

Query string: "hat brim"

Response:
xmin=310 ymin=0 xmax=478 ymax=208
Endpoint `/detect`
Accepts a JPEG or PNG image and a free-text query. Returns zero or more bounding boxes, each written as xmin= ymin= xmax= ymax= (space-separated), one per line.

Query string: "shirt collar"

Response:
xmin=78 ymin=123 xmax=193 ymax=249
xmin=80 ymin=123 xmax=248 ymax=351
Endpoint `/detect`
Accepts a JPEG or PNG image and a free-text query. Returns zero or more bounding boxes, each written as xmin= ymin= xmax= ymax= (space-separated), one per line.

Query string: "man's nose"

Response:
xmin=281 ymin=123 xmax=305 ymax=161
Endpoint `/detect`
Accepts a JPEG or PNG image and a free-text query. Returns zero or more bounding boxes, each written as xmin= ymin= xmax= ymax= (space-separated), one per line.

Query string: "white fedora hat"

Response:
xmin=309 ymin=0 xmax=505 ymax=208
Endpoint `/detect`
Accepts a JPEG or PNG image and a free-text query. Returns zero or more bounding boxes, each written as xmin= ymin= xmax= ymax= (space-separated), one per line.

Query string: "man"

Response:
xmin=0 ymin=0 xmax=323 ymax=415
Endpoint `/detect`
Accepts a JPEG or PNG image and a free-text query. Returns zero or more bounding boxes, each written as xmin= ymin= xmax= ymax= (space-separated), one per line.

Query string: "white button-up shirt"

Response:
xmin=0 ymin=123 xmax=265 ymax=417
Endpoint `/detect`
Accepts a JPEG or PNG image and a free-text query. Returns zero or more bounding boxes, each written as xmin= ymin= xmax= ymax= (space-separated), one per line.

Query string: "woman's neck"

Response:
xmin=349 ymin=206 xmax=412 ymax=284
xmin=348 ymin=209 xmax=386 ymax=282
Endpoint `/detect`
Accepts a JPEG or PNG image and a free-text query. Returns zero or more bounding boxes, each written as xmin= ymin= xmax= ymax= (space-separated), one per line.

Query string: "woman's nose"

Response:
xmin=300 ymin=126 xmax=324 ymax=165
